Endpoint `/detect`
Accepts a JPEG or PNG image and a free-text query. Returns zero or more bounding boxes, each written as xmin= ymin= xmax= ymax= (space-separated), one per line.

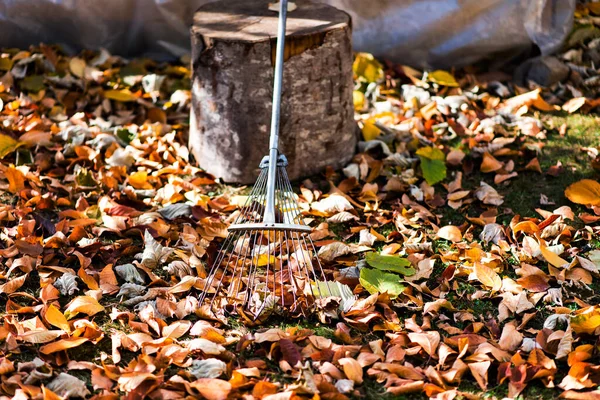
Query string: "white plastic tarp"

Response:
xmin=0 ymin=0 xmax=575 ymax=67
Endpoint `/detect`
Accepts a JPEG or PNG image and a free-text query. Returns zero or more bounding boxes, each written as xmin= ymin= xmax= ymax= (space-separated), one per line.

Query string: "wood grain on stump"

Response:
xmin=190 ymin=0 xmax=356 ymax=184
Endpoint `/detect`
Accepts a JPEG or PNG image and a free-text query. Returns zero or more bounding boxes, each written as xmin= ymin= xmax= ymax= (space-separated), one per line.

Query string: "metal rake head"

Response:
xmin=199 ymin=155 xmax=333 ymax=320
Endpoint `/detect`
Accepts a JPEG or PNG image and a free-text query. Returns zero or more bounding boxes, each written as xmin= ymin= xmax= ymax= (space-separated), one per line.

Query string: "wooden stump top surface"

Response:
xmin=192 ymin=0 xmax=350 ymax=42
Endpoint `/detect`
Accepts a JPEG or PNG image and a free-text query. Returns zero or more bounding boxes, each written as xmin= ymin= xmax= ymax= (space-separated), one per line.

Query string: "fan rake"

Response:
xmin=198 ymin=0 xmax=333 ymax=319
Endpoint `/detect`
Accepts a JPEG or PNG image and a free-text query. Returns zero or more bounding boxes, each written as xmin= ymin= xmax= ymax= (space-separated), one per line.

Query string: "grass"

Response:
xmin=439 ymin=112 xmax=598 ymax=226
xmin=248 ymin=112 xmax=598 ymax=399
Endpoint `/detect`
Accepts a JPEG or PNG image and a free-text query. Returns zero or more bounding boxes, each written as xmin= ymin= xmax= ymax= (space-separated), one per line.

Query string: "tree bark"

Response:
xmin=190 ymin=0 xmax=357 ymax=184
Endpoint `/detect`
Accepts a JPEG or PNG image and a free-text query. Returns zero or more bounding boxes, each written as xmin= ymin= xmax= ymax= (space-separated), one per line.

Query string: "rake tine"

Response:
xmin=198 ymin=0 xmax=333 ymax=318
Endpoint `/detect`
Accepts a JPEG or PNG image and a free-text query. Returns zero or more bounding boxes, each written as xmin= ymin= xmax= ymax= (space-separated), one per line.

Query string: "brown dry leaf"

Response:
xmin=190 ymin=378 xmax=232 ymax=400
xmin=162 ymin=320 xmax=191 ymax=339
xmin=19 ymin=330 xmax=65 ymax=344
xmin=436 ymin=225 xmax=462 ymax=243
xmin=498 ymin=322 xmax=523 ymax=351
xmin=407 ymin=331 xmax=440 ymax=356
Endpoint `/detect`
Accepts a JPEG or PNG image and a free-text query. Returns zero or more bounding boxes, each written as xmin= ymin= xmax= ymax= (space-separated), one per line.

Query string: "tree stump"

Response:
xmin=189 ymin=0 xmax=356 ymax=184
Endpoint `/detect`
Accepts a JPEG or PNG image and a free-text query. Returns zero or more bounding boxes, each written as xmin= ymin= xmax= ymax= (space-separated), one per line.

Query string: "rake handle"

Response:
xmin=264 ymin=0 xmax=288 ymax=224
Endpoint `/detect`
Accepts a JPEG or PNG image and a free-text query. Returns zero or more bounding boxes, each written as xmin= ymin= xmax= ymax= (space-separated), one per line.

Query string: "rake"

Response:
xmin=198 ymin=0 xmax=332 ymax=319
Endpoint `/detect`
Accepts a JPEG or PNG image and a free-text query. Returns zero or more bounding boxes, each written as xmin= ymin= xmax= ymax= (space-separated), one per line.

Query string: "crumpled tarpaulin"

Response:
xmin=0 ymin=0 xmax=575 ymax=67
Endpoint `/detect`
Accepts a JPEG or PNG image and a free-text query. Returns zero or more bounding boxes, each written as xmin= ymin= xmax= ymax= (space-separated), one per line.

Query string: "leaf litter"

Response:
xmin=0 ymin=31 xmax=597 ymax=399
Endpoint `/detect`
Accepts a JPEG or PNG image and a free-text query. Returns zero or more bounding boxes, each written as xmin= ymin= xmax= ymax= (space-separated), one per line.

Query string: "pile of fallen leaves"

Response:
xmin=0 ymin=39 xmax=598 ymax=400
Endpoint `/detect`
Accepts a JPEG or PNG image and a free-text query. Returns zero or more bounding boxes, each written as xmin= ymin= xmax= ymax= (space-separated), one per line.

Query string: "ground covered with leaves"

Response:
xmin=0 ymin=7 xmax=600 ymax=399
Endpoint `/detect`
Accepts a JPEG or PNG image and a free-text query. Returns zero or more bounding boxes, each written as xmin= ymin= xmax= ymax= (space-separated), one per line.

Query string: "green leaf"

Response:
xmin=365 ymin=253 xmax=415 ymax=275
xmin=116 ymin=128 xmax=135 ymax=144
xmin=416 ymin=146 xmax=446 ymax=185
xmin=359 ymin=268 xmax=405 ymax=299
xmin=21 ymin=75 xmax=45 ymax=92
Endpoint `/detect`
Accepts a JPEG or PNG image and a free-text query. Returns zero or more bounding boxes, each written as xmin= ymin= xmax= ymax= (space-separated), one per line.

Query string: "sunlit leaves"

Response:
xmin=474 ymin=262 xmax=502 ymax=291
xmin=565 ymin=179 xmax=600 ymax=206
xmin=0 ymin=134 xmax=21 ymax=159
xmin=353 ymin=53 xmax=383 ymax=83
xmin=427 ymin=70 xmax=459 ymax=87
xmin=359 ymin=268 xmax=405 ymax=299
xmin=104 ymin=89 xmax=138 ymax=102
xmin=365 ymin=252 xmax=415 ymax=275
xmin=64 ymin=296 xmax=105 ymax=319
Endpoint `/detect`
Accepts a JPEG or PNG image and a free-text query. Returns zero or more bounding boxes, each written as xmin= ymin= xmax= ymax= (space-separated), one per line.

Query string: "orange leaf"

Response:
xmin=480 ymin=152 xmax=503 ymax=173
xmin=539 ymin=242 xmax=568 ymax=268
xmin=5 ymin=166 xmax=25 ymax=194
xmin=512 ymin=221 xmax=540 ymax=236
xmin=39 ymin=337 xmax=88 ymax=354
xmin=128 ymin=171 xmax=153 ymax=190
xmin=474 ymin=262 xmax=501 ymax=291
xmin=565 ymin=179 xmax=600 ymax=206
xmin=338 ymin=357 xmax=363 ymax=384
xmin=45 ymin=304 xmax=71 ymax=333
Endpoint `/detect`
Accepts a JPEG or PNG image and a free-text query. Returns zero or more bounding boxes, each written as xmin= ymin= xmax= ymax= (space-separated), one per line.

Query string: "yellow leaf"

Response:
xmin=353 ymin=90 xmax=365 ymax=111
xmin=565 ymin=179 xmax=600 ymax=206
xmin=572 ymin=307 xmax=600 ymax=334
xmin=0 ymin=133 xmax=21 ymax=159
xmin=69 ymin=57 xmax=86 ymax=78
xmin=256 ymin=254 xmax=276 ymax=267
xmin=128 ymin=171 xmax=153 ymax=189
xmin=5 ymin=167 xmax=25 ymax=194
xmin=540 ymin=242 xmax=568 ymax=268
xmin=45 ymin=304 xmax=71 ymax=333
xmin=361 ymin=120 xmax=381 ymax=141
xmin=428 ymin=70 xmax=459 ymax=87
xmin=64 ymin=296 xmax=105 ymax=319
xmin=104 ymin=89 xmax=138 ymax=102
xmin=474 ymin=262 xmax=501 ymax=291
xmin=353 ymin=53 xmax=383 ymax=83
xmin=338 ymin=357 xmax=363 ymax=384
xmin=436 ymin=225 xmax=462 ymax=243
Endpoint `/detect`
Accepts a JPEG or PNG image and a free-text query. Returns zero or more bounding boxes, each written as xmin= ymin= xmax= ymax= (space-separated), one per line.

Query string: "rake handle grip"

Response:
xmin=264 ymin=0 xmax=288 ymax=224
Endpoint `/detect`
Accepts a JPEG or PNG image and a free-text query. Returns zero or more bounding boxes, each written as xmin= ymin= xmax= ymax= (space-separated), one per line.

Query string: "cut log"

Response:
xmin=190 ymin=0 xmax=356 ymax=184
